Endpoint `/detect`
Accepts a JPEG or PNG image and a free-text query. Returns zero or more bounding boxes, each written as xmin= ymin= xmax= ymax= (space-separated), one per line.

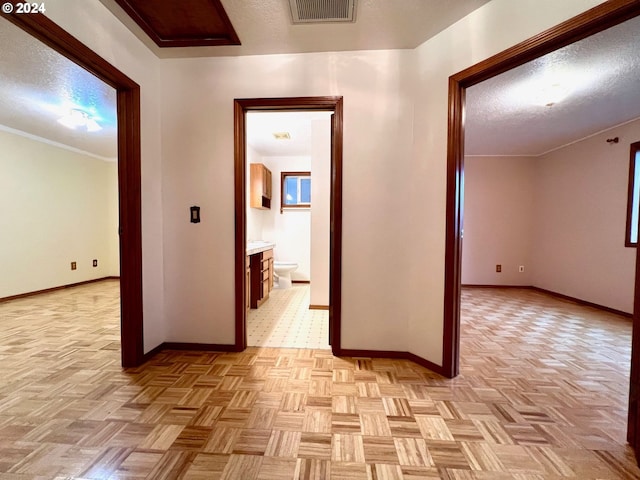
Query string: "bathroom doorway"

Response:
xmin=233 ymin=97 xmax=343 ymax=353
xmin=245 ymin=111 xmax=331 ymax=348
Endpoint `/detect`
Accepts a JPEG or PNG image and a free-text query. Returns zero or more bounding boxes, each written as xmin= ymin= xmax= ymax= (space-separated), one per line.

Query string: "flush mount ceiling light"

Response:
xmin=510 ymin=79 xmax=573 ymax=108
xmin=57 ymin=109 xmax=102 ymax=132
xmin=273 ymin=132 xmax=291 ymax=140
xmin=533 ymin=83 xmax=571 ymax=107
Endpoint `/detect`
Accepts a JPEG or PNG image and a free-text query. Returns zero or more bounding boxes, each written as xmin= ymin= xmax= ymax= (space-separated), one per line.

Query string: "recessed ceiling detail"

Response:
xmin=289 ymin=0 xmax=356 ymax=24
xmin=99 ymin=0 xmax=491 ymax=57
xmin=112 ymin=0 xmax=240 ymax=47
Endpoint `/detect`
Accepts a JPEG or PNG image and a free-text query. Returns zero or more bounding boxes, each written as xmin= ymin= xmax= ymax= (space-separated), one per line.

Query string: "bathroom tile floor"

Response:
xmin=247 ymin=284 xmax=330 ymax=349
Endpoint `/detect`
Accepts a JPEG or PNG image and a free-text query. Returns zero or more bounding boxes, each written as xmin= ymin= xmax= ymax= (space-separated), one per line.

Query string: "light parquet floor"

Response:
xmin=0 ymin=281 xmax=638 ymax=479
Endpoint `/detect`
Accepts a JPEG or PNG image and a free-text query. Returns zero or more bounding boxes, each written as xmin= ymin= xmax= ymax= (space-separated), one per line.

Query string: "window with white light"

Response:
xmin=281 ymin=171 xmax=311 ymax=213
xmin=626 ymin=141 xmax=640 ymax=247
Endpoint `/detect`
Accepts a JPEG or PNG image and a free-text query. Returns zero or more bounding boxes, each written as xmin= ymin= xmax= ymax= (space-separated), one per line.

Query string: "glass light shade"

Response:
xmin=57 ymin=109 xmax=102 ymax=132
xmin=533 ymin=83 xmax=570 ymax=106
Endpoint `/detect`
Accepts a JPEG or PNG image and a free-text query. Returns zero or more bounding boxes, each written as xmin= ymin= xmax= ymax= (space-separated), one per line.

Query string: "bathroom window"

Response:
xmin=281 ymin=171 xmax=311 ymax=213
xmin=626 ymin=141 xmax=640 ymax=247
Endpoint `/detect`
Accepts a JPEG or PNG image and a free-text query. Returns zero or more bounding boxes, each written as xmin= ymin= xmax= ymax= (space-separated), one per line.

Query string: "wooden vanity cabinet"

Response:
xmin=250 ymin=163 xmax=272 ymax=209
xmin=249 ymin=249 xmax=273 ymax=308
xmin=246 ymin=256 xmax=251 ymax=310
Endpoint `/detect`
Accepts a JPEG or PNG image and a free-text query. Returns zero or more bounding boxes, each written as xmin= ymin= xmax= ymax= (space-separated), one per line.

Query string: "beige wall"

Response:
xmin=408 ymin=0 xmax=604 ymax=365
xmin=39 ymin=0 xmax=608 ymax=360
xmin=462 ymin=156 xmax=535 ymax=285
xmin=0 ymin=130 xmax=118 ymax=298
xmin=310 ymin=117 xmax=331 ymax=306
xmin=532 ymin=120 xmax=638 ymax=313
xmin=462 ymin=119 xmax=639 ymax=313
xmin=45 ymin=0 xmax=166 ymax=352
xmin=160 ymin=50 xmax=415 ymax=348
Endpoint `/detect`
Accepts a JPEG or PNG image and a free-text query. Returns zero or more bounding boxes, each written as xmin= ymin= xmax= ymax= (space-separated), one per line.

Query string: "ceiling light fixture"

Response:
xmin=533 ymin=83 xmax=570 ymax=107
xmin=57 ymin=109 xmax=102 ymax=132
xmin=273 ymin=132 xmax=291 ymax=140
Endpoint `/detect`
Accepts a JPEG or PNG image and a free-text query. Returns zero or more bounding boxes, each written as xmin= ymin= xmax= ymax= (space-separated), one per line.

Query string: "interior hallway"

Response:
xmin=0 ymin=281 xmax=638 ymax=478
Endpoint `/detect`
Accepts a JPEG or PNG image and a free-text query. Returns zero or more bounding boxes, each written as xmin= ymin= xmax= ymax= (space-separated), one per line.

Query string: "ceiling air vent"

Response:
xmin=289 ymin=0 xmax=356 ymax=24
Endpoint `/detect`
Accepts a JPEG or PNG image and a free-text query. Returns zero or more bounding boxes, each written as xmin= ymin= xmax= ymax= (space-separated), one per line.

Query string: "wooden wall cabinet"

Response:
xmin=250 ymin=163 xmax=272 ymax=209
xmin=249 ymin=249 xmax=273 ymax=308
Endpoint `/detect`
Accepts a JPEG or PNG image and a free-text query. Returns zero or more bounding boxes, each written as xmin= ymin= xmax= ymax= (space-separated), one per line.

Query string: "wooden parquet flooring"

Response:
xmin=0 ymin=281 xmax=639 ymax=479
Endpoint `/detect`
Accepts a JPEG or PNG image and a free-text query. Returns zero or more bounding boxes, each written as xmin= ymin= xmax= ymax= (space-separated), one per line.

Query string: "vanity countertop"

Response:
xmin=246 ymin=241 xmax=275 ymax=256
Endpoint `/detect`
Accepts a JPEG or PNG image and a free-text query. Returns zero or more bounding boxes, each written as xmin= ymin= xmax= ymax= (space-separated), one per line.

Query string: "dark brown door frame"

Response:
xmin=4 ymin=9 xmax=144 ymax=367
xmin=443 ymin=0 xmax=640 ymax=455
xmin=234 ymin=97 xmax=343 ymax=353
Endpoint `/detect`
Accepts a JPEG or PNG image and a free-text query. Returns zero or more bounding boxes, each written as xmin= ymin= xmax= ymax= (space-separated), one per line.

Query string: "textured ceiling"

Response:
xmin=99 ymin=0 xmax=491 ymax=58
xmin=2 ymin=4 xmax=639 ymax=160
xmin=465 ymin=14 xmax=640 ymax=156
xmin=248 ymin=14 xmax=640 ymax=158
xmin=0 ymin=20 xmax=117 ymax=160
xmin=247 ymin=111 xmax=333 ymax=157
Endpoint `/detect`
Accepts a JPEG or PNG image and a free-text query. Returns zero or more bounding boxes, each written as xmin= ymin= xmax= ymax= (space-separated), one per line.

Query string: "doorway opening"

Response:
xmin=0 ymin=18 xmax=122 ymax=365
xmin=234 ymin=97 xmax=343 ymax=354
xmin=442 ymin=0 xmax=640 ymax=459
xmin=4 ymin=10 xmax=144 ymax=367
xmin=245 ymin=111 xmax=332 ymax=349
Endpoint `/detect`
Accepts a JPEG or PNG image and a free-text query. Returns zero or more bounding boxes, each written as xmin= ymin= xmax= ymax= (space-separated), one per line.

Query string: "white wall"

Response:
xmin=462 ymin=120 xmax=638 ymax=313
xmin=0 ymin=130 xmax=118 ymax=298
xmin=310 ymin=118 xmax=331 ymax=306
xmin=462 ymin=156 xmax=535 ymax=285
xmin=41 ymin=0 xmax=610 ymax=360
xmin=408 ymin=0 xmax=606 ymax=365
xmin=261 ymin=156 xmax=312 ymax=281
xmin=106 ymin=161 xmax=119 ymax=275
xmin=45 ymin=0 xmax=166 ymax=352
xmin=159 ymin=0 xmax=606 ymax=354
xmin=160 ymin=49 xmax=415 ymax=348
xmin=532 ymin=120 xmax=638 ymax=313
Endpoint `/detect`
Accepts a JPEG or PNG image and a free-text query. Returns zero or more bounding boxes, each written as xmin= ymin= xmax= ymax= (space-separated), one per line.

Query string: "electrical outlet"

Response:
xmin=71 ymin=261 xmax=77 ymax=270
xmin=496 ymin=264 xmax=502 ymax=273
xmin=93 ymin=259 xmax=98 ymax=267
xmin=518 ymin=265 xmax=525 ymax=272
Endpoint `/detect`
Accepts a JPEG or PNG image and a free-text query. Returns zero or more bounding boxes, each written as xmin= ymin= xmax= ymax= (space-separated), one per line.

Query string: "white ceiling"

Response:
xmin=0 ymin=19 xmax=117 ymax=160
xmin=1 ymin=4 xmax=639 ymax=160
xmin=98 ymin=0 xmax=491 ymax=58
xmin=465 ymin=14 xmax=640 ymax=156
xmin=247 ymin=111 xmax=333 ymax=156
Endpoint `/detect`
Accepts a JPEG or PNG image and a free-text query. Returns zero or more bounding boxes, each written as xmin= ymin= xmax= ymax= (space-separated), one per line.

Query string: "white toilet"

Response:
xmin=273 ymin=261 xmax=298 ymax=289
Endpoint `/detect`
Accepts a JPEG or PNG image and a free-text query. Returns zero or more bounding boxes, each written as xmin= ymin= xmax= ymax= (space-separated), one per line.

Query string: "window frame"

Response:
xmin=280 ymin=171 xmax=311 ymax=214
xmin=625 ymin=141 xmax=640 ymax=247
